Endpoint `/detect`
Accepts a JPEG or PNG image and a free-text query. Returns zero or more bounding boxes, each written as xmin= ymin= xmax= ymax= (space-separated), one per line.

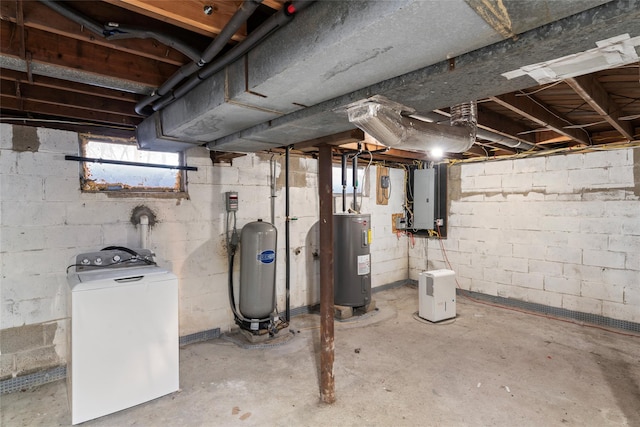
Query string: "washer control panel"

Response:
xmin=75 ymin=248 xmax=155 ymax=271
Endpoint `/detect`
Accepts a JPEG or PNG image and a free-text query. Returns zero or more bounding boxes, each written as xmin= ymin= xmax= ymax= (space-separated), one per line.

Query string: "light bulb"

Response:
xmin=431 ymin=148 xmax=443 ymax=159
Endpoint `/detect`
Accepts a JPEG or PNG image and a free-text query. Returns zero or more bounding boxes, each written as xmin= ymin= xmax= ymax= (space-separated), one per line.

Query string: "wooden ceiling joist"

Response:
xmin=490 ymin=93 xmax=591 ymax=146
xmin=475 ymin=105 xmax=537 ymax=145
xmin=564 ymin=75 xmax=635 ymax=141
xmin=1 ymin=23 xmax=178 ymax=88
xmin=1 ymin=96 xmax=140 ymax=127
xmin=104 ymin=0 xmax=248 ymax=40
xmin=0 ymin=69 xmax=141 ymax=103
xmin=1 ymin=81 xmax=138 ymax=118
xmin=1 ymin=0 xmax=637 ymax=160
xmin=292 ymin=129 xmax=366 ymax=150
xmin=0 ymin=1 xmax=189 ymax=66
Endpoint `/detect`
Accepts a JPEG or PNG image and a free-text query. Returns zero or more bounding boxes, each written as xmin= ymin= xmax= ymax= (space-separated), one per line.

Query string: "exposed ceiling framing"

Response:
xmin=1 ymin=0 xmax=639 ymax=163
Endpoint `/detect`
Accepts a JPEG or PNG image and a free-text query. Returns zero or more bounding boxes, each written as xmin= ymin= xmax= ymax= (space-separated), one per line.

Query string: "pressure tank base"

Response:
xmin=239 ymin=328 xmax=277 ymax=344
xmin=223 ymin=326 xmax=294 ymax=349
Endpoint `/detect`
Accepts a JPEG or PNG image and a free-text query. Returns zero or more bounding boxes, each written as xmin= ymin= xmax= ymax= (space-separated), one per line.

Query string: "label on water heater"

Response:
xmin=257 ymin=250 xmax=276 ymax=264
xmin=357 ymin=254 xmax=370 ymax=275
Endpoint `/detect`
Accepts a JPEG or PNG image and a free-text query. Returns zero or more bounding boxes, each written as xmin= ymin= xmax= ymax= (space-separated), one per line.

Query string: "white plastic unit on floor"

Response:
xmin=418 ymin=269 xmax=456 ymax=322
xmin=67 ymin=256 xmax=179 ymax=425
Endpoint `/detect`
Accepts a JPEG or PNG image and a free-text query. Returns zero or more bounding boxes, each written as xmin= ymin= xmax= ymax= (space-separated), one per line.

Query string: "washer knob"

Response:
xmin=94 ymin=257 xmax=103 ymax=265
xmin=113 ymin=254 xmax=121 ymax=262
xmin=81 ymin=258 xmax=90 ymax=265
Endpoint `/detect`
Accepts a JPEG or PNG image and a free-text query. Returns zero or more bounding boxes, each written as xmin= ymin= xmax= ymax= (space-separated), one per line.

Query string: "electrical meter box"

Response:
xmin=418 ymin=269 xmax=456 ymax=322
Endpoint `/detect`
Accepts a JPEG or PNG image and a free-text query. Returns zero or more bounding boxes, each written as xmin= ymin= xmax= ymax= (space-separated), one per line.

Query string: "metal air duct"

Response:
xmin=133 ymin=0 xmax=630 ymax=152
xmin=346 ymin=96 xmax=477 ymax=153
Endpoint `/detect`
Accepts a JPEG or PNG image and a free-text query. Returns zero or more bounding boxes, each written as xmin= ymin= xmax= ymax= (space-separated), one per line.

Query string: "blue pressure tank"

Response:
xmin=239 ymin=220 xmax=277 ymax=319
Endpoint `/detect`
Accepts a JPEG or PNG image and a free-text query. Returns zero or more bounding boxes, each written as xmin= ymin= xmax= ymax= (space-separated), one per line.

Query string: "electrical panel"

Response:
xmin=412 ymin=168 xmax=435 ymax=229
xmin=225 ymin=191 xmax=238 ymax=212
xmin=402 ymin=164 xmax=447 ymax=236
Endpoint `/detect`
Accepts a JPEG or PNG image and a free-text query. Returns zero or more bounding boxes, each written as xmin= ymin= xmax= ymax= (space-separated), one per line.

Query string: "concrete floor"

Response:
xmin=2 ymin=284 xmax=640 ymax=426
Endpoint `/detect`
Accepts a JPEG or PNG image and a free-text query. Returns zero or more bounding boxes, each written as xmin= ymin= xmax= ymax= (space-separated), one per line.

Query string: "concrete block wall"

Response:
xmin=1 ymin=123 xmax=409 ymax=379
xmin=410 ymin=148 xmax=640 ymax=323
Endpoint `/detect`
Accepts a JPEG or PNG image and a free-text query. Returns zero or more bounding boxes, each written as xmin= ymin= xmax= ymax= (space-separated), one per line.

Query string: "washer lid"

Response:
xmin=69 ymin=266 xmax=174 ymax=292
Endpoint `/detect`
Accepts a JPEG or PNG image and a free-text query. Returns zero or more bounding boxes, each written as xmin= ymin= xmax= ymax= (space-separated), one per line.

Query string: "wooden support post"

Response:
xmin=318 ymin=144 xmax=335 ymax=404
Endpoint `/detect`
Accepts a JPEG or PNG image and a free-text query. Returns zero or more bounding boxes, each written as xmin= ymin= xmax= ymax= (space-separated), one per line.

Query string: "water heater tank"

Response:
xmin=240 ymin=220 xmax=277 ymax=319
xmin=334 ymin=213 xmax=371 ymax=307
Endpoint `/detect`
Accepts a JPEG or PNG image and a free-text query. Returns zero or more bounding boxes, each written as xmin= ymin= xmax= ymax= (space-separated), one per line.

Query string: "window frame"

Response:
xmin=331 ymin=164 xmax=369 ymax=196
xmin=78 ymin=134 xmax=187 ymax=196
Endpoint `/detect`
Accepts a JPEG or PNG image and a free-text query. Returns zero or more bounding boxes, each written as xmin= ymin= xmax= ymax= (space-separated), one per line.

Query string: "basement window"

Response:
xmin=332 ymin=165 xmax=367 ymax=195
xmin=79 ymin=135 xmax=184 ymax=193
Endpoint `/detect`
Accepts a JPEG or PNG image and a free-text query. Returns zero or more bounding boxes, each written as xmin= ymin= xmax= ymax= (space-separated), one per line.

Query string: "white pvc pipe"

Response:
xmin=139 ymin=215 xmax=149 ymax=249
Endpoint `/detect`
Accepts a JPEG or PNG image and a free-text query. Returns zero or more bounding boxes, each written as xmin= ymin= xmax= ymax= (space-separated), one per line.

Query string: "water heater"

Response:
xmin=334 ymin=213 xmax=371 ymax=307
xmin=240 ymin=220 xmax=277 ymax=320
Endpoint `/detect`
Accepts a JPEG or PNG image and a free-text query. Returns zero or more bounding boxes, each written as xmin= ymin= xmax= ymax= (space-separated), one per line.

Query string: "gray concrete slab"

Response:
xmin=2 ymin=284 xmax=639 ymax=426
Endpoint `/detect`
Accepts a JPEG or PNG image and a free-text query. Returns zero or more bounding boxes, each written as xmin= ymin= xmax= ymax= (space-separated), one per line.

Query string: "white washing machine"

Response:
xmin=67 ymin=248 xmax=179 ymax=425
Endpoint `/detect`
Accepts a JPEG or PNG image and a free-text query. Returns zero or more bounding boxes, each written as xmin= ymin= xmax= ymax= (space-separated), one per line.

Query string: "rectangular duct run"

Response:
xmin=137 ymin=0 xmax=508 ymax=152
xmin=136 ymin=0 xmax=620 ymax=153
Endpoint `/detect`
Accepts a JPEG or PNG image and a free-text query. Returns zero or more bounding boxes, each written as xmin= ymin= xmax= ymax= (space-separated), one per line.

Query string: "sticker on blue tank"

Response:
xmin=257 ymin=250 xmax=276 ymax=264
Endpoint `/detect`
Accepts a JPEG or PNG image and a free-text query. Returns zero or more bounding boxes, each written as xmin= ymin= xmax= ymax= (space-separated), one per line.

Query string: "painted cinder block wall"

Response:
xmin=411 ymin=148 xmax=640 ymax=323
xmin=0 ymin=123 xmax=408 ymax=380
